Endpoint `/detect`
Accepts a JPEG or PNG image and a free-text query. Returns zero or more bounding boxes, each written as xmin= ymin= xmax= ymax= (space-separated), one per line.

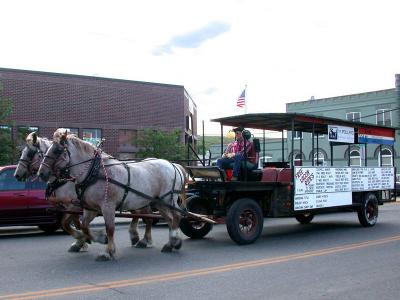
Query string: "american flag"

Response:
xmin=236 ymin=89 xmax=246 ymax=108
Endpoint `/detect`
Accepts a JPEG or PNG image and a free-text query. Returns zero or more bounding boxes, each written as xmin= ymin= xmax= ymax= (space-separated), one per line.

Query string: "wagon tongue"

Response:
xmin=186 ymin=211 xmax=216 ymax=224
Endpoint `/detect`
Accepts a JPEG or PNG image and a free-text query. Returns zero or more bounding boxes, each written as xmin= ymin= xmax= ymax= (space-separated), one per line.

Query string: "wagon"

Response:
xmin=179 ymin=113 xmax=396 ymax=245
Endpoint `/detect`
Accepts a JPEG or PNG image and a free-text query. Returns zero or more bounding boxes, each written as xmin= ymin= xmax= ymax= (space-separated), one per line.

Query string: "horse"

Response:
xmin=14 ymin=132 xmax=155 ymax=252
xmin=14 ymin=132 xmax=88 ymax=252
xmin=38 ymin=131 xmax=187 ymax=261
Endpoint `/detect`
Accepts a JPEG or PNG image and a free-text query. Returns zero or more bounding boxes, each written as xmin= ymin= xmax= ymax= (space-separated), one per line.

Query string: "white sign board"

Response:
xmin=294 ymin=166 xmax=394 ymax=211
xmin=328 ymin=125 xmax=354 ymax=143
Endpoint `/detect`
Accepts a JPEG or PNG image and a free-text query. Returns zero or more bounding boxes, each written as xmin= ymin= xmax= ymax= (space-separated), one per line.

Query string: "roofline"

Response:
xmin=0 ymin=67 xmax=184 ymax=89
xmin=211 ymin=112 xmax=397 ymax=131
xmin=286 ymin=88 xmax=396 ymax=106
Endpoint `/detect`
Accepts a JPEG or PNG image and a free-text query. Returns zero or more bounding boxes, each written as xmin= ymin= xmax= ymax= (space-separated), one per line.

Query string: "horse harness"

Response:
xmin=19 ymin=144 xmax=44 ymax=174
xmin=56 ymin=151 xmax=185 ymax=213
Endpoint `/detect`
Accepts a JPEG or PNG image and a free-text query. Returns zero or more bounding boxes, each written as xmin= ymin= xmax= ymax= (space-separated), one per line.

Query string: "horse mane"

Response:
xmin=53 ymin=128 xmax=92 ymax=153
xmin=68 ymin=135 xmax=96 ymax=154
xmin=53 ymin=128 xmax=112 ymax=157
xmin=26 ymin=132 xmax=51 ymax=149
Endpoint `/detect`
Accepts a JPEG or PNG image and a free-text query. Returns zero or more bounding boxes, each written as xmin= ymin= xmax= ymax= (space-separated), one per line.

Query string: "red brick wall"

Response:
xmin=0 ymin=68 xmax=196 ymax=156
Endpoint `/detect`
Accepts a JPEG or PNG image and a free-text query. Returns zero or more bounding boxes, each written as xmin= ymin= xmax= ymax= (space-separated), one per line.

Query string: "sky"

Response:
xmin=1 ymin=0 xmax=400 ymax=134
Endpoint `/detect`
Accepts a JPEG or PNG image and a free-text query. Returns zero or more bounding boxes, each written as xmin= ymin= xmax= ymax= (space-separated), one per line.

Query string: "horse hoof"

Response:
xmin=95 ymin=253 xmax=114 ymax=261
xmin=135 ymin=241 xmax=148 ymax=248
xmin=68 ymin=244 xmax=82 ymax=253
xmin=131 ymin=237 xmax=139 ymax=246
xmin=80 ymin=243 xmax=89 ymax=252
xmin=173 ymin=239 xmax=182 ymax=250
xmin=161 ymin=244 xmax=173 ymax=253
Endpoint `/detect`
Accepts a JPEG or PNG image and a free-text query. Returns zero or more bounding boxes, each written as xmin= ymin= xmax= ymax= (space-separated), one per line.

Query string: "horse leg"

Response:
xmin=129 ymin=215 xmax=140 ymax=246
xmin=134 ymin=207 xmax=153 ymax=248
xmin=74 ymin=210 xmax=104 ymax=247
xmin=62 ymin=213 xmax=89 ymax=253
xmin=157 ymin=204 xmax=182 ymax=253
xmin=96 ymin=205 xmax=116 ymax=261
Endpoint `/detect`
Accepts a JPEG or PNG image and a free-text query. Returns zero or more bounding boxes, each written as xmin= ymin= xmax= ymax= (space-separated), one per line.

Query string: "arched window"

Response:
xmin=294 ymin=153 xmax=302 ymax=166
xmin=350 ymin=150 xmax=361 ymax=166
xmin=313 ymin=151 xmax=325 ymax=166
xmin=379 ymin=148 xmax=393 ymax=166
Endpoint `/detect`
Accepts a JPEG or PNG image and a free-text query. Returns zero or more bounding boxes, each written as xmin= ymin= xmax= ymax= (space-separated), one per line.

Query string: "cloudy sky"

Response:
xmin=1 ymin=0 xmax=399 ymax=134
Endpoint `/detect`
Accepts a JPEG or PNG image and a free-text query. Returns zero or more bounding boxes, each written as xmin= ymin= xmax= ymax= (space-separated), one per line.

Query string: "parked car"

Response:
xmin=0 ymin=165 xmax=62 ymax=232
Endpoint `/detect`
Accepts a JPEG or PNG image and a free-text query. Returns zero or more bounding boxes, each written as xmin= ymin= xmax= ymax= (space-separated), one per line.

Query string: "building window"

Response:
xmin=63 ymin=128 xmax=79 ymax=135
xmin=82 ymin=128 xmax=101 ymax=146
xmin=293 ymin=131 xmax=302 ymax=139
xmin=313 ymin=151 xmax=325 ymax=166
xmin=346 ymin=112 xmax=361 ymax=122
xmin=350 ymin=150 xmax=361 ymax=166
xmin=379 ymin=148 xmax=393 ymax=166
xmin=0 ymin=125 xmax=11 ymax=136
xmin=186 ymin=114 xmax=193 ymax=131
xmin=294 ymin=153 xmax=302 ymax=166
xmin=118 ymin=129 xmax=138 ymax=153
xmin=376 ymin=109 xmax=392 ymax=126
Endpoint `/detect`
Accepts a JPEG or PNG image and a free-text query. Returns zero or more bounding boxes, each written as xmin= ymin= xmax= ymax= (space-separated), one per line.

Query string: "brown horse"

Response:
xmin=38 ymin=131 xmax=187 ymax=261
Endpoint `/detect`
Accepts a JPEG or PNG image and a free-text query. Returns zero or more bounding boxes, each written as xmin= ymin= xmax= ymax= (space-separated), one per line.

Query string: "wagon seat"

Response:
xmin=235 ymin=137 xmax=262 ymax=181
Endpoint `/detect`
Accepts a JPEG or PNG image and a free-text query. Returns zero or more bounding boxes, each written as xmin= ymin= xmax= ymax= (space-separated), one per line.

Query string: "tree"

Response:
xmin=0 ymin=82 xmax=14 ymax=165
xmin=136 ymin=128 xmax=186 ymax=161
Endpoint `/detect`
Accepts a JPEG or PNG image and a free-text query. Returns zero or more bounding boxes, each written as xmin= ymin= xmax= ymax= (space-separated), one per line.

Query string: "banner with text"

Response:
xmin=294 ymin=166 xmax=394 ymax=211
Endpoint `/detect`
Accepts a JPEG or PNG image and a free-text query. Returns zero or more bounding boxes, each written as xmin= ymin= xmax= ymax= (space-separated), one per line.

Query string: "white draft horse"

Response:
xmin=38 ymin=131 xmax=187 ymax=261
xmin=14 ymin=132 xmax=88 ymax=251
xmin=15 ymin=132 xmax=156 ymax=252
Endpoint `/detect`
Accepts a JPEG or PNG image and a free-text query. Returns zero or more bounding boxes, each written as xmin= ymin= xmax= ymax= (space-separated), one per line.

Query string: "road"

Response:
xmin=1 ymin=203 xmax=400 ymax=300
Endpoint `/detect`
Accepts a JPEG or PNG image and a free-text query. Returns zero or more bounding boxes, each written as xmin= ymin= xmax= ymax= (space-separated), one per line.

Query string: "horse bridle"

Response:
xmin=42 ymin=141 xmax=96 ymax=181
xmin=18 ymin=144 xmax=44 ymax=174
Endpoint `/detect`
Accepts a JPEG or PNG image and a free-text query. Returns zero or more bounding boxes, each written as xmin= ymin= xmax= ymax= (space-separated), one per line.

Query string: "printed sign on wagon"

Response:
xmin=328 ymin=125 xmax=354 ymax=143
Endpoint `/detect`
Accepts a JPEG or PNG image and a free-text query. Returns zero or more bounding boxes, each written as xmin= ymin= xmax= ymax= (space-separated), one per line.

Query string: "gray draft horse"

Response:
xmin=15 ymin=131 xmax=155 ymax=252
xmin=38 ymin=131 xmax=187 ymax=261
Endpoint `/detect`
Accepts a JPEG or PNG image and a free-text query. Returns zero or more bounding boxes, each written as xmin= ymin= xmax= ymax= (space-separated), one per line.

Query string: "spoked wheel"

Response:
xmin=358 ymin=192 xmax=378 ymax=227
xmin=180 ymin=195 xmax=213 ymax=239
xmin=295 ymin=213 xmax=314 ymax=224
xmin=226 ymin=198 xmax=263 ymax=245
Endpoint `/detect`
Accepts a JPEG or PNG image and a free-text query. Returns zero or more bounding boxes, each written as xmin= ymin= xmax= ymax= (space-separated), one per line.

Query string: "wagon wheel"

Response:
xmin=226 ymin=198 xmax=263 ymax=245
xmin=180 ymin=195 xmax=213 ymax=239
xmin=357 ymin=192 xmax=378 ymax=227
xmin=295 ymin=213 xmax=314 ymax=224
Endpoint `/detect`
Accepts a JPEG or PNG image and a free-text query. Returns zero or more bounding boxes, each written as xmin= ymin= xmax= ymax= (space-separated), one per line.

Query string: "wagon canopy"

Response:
xmin=211 ymin=113 xmax=396 ymax=144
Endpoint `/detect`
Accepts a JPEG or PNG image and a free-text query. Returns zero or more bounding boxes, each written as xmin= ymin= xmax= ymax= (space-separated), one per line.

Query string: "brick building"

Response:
xmin=0 ymin=68 xmax=197 ymax=159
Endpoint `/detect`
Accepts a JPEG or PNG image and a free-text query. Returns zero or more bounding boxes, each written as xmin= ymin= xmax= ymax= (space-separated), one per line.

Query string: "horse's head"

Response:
xmin=38 ymin=130 xmax=70 ymax=182
xmin=14 ymin=132 xmax=49 ymax=181
xmin=38 ymin=129 xmax=95 ymax=182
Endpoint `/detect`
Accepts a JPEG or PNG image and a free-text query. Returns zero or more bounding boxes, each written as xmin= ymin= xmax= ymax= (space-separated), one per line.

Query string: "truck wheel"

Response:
xmin=226 ymin=198 xmax=263 ymax=245
xmin=180 ymin=195 xmax=213 ymax=239
xmin=358 ymin=192 xmax=378 ymax=227
xmin=295 ymin=213 xmax=314 ymax=224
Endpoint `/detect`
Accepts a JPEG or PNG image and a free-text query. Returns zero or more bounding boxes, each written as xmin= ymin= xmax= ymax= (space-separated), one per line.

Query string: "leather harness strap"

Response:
xmin=115 ymin=163 xmax=130 ymax=212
